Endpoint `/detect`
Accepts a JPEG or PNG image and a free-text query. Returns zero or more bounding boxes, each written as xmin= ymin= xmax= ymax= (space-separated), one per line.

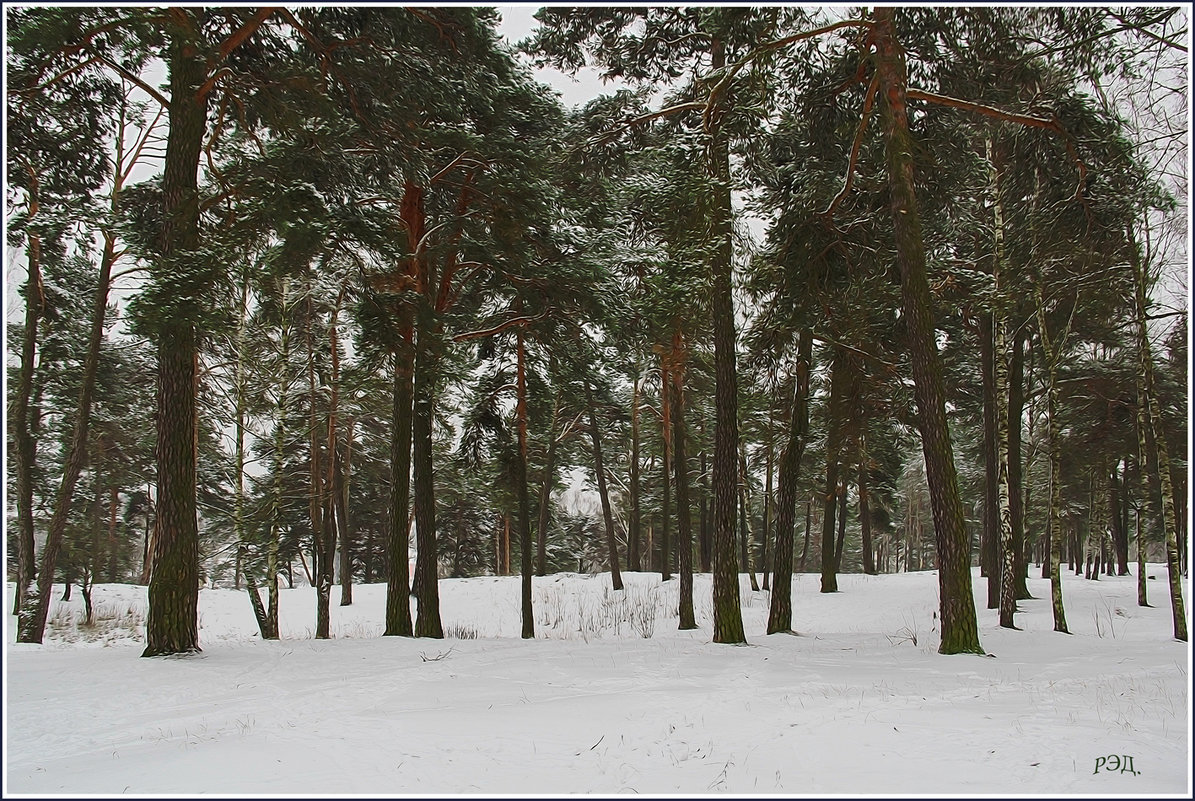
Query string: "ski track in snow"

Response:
xmin=4 ymin=568 xmax=1189 ymax=794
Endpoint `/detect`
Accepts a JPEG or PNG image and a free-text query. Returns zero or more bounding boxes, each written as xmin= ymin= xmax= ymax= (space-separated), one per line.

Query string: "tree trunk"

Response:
xmin=706 ymin=34 xmax=746 ymax=645
xmin=761 ymin=409 xmax=774 ymax=590
xmin=1008 ymin=329 xmax=1031 ymax=600
xmin=699 ymin=434 xmax=711 ymax=573
xmin=337 ymin=420 xmax=354 ymax=606
xmin=834 ymin=472 xmax=848 ymax=573
xmin=988 ymin=136 xmax=1017 ymax=630
xmin=980 ymin=267 xmax=999 ymax=608
xmin=412 ymin=320 xmax=444 ymax=638
xmin=1033 ymin=279 xmax=1069 ymax=633
xmin=875 ymin=7 xmax=982 ymax=654
xmin=141 ymin=19 xmax=210 ymax=656
xmin=768 ymin=329 xmax=812 ymax=633
xmin=11 ymin=170 xmax=43 ymax=617
xmin=1136 ymin=508 xmax=1148 ymax=607
xmin=266 ymin=278 xmax=289 ymax=640
xmin=859 ymin=430 xmax=876 ymax=575
xmin=587 ymin=383 xmax=623 ymax=591
xmin=306 ymin=293 xmax=331 ymax=640
xmin=820 ymin=347 xmax=846 ymax=594
xmin=1110 ymin=465 xmax=1130 ymax=576
xmin=660 ymin=358 xmax=672 ymax=580
xmin=516 ymin=328 xmax=534 ymax=639
xmin=628 ymin=374 xmax=642 ymax=571
xmin=16 ymin=203 xmax=119 ymax=642
xmin=536 ymin=395 xmax=560 ymax=576
xmin=1128 ymin=228 xmax=1186 ymax=640
xmin=739 ymin=453 xmax=759 ymax=591
xmin=798 ymin=499 xmax=812 ymax=574
xmin=671 ymin=331 xmax=696 ymax=629
xmin=385 ymin=343 xmax=415 ymax=635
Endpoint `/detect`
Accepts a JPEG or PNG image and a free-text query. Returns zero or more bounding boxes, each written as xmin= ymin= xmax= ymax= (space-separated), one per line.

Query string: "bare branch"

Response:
xmin=822 ymin=71 xmax=879 ymax=219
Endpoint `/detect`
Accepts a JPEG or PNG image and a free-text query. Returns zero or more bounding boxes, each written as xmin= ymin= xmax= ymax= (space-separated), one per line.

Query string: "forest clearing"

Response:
xmin=5 ymin=567 xmax=1190 ymax=794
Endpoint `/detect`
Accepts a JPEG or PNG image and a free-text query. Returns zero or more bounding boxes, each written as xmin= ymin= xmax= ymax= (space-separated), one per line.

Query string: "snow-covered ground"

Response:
xmin=4 ymin=567 xmax=1190 ymax=795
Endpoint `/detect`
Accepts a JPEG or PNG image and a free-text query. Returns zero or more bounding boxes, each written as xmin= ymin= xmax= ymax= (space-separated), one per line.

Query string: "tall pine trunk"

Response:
xmin=768 ymin=329 xmax=812 ymax=633
xmin=706 ymin=34 xmax=746 ymax=644
xmin=412 ymin=320 xmax=444 ymax=638
xmin=988 ymin=136 xmax=1017 ymax=630
xmin=143 ymin=21 xmax=208 ymax=656
xmin=875 ymin=7 xmax=982 ymax=654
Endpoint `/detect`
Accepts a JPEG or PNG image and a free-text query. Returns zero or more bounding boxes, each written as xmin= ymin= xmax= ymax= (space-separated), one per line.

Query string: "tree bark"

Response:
xmin=987 ymin=136 xmax=1017 ymax=630
xmin=874 ymin=7 xmax=983 ymax=654
xmin=706 ymin=34 xmax=746 ymax=644
xmin=768 ymin=328 xmax=812 ymax=633
xmin=628 ymin=374 xmax=642 ymax=571
xmin=1033 ymin=278 xmax=1069 ymax=633
xmin=586 ymin=382 xmax=623 ymax=591
xmin=660 ymin=358 xmax=672 ymax=580
xmin=671 ymin=331 xmax=696 ymax=629
xmin=11 ymin=170 xmax=43 ymax=618
xmin=1007 ymin=329 xmax=1031 ymax=600
xmin=142 ymin=20 xmax=208 ymax=656
xmin=761 ymin=409 xmax=774 ymax=590
xmin=1128 ymin=228 xmax=1186 ymax=640
xmin=859 ymin=429 xmax=876 ymax=575
xmin=535 ymin=394 xmax=560 ymax=576
xmin=412 ymin=320 xmax=444 ymax=638
xmin=516 ymin=328 xmax=534 ymax=639
xmin=821 ymin=347 xmax=846 ymax=594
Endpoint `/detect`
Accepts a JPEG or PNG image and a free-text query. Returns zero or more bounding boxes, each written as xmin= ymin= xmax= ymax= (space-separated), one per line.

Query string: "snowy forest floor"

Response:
xmin=4 ymin=567 xmax=1190 ymax=795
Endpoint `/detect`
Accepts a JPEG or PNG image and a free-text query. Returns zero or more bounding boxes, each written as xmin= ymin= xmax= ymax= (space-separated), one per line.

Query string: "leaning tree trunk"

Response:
xmin=142 ymin=23 xmax=209 ymax=657
xmin=768 ymin=328 xmax=812 ymax=634
xmin=671 ymin=330 xmax=696 ymax=629
xmin=706 ymin=34 xmax=746 ymax=644
xmin=15 ymin=170 xmax=120 ymax=642
xmin=875 ymin=6 xmax=983 ymax=654
xmin=1128 ymin=228 xmax=1186 ymax=641
xmin=587 ymin=383 xmax=623 ymax=591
